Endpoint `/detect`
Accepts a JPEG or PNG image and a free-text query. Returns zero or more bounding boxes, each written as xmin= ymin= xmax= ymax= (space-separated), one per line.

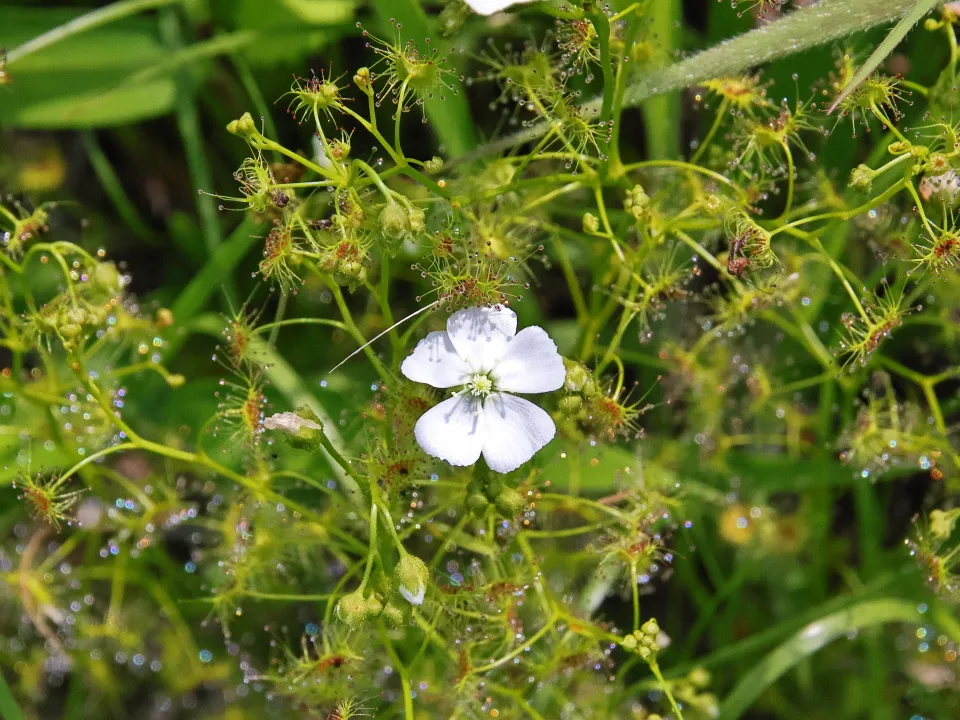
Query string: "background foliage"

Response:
xmin=1 ymin=1 xmax=959 ymax=719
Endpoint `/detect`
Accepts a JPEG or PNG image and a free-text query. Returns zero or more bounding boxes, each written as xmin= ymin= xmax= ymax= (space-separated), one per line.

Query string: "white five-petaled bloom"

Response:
xmin=400 ymin=306 xmax=565 ymax=473
xmin=464 ymin=0 xmax=539 ymax=16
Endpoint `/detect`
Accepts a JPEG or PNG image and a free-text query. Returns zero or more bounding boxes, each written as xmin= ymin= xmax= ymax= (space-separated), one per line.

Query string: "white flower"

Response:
xmin=400 ymin=305 xmax=565 ymax=473
xmin=464 ymin=0 xmax=539 ymax=16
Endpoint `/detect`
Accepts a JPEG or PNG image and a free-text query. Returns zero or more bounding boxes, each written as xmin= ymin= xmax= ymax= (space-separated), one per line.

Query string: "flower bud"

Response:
xmin=166 ymin=374 xmax=186 ymax=388
xmin=563 ymin=359 xmax=592 ymax=392
xmin=424 ymin=156 xmax=444 ymax=174
xmin=155 ymin=308 xmax=174 ymax=328
xmin=688 ymin=666 xmax=711 ymax=688
xmin=624 ymin=184 xmax=650 ymax=221
xmin=930 ymin=509 xmax=956 ymax=539
xmin=381 ymin=601 xmax=405 ymax=628
xmin=558 ymin=395 xmax=583 ymax=417
xmin=226 ymin=112 xmax=258 ymax=139
xmin=641 ymin=618 xmax=660 ymax=636
xmin=621 ymin=633 xmax=638 ymax=650
xmin=395 ymin=553 xmax=429 ymax=606
xmin=582 ymin=212 xmax=600 ymax=233
xmin=263 ymin=406 xmax=324 ymax=451
xmin=94 ymin=262 xmax=123 ymax=294
xmin=354 ymin=67 xmax=371 ymax=93
xmin=581 ymin=379 xmax=600 ymax=399
xmin=848 ymin=164 xmax=874 ymax=192
xmin=364 ymin=594 xmax=384 ymax=617
xmin=495 ymin=487 xmax=526 ymax=517
xmin=380 ymin=202 xmax=410 ymax=238
xmin=336 ymin=590 xmax=369 ymax=626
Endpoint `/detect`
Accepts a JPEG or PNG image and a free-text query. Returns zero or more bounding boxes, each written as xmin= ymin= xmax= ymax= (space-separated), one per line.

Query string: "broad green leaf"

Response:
xmin=716 ymin=598 xmax=947 ymax=720
xmin=0 ymin=72 xmax=176 ymax=128
xmin=828 ymin=0 xmax=940 ymax=113
xmin=463 ymin=0 xmax=920 ymax=160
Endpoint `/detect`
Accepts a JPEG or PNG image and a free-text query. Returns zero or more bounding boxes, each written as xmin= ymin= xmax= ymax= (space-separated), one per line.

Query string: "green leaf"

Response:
xmin=164 ymin=217 xmax=259 ymax=357
xmin=4 ymin=0 xmax=181 ymax=66
xmin=716 ymin=598 xmax=937 ymax=720
xmin=462 ymin=0 xmax=920 ymax=160
xmin=0 ymin=6 xmax=176 ymax=127
xmin=0 ymin=73 xmax=176 ymax=128
xmin=224 ymin=0 xmax=351 ymax=66
xmin=0 ymin=669 xmax=25 ymax=720
xmin=371 ymin=0 xmax=477 ymax=156
xmin=827 ymin=0 xmax=940 ymax=113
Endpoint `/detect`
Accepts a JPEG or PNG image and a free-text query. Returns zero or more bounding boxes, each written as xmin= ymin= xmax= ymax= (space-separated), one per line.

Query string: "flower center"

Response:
xmin=465 ymin=372 xmax=494 ymax=398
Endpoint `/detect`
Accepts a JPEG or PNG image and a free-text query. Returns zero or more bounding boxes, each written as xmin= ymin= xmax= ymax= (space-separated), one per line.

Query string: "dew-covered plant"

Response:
xmin=2 ymin=1 xmax=960 ymax=719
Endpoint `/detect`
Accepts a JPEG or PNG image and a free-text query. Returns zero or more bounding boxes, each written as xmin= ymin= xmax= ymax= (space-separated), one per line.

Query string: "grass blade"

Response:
xmin=827 ymin=0 xmax=940 ymax=113
xmin=5 ymin=0 xmax=182 ymax=65
xmin=0 ymin=670 xmax=25 ymax=720
xmin=716 ymin=598 xmax=939 ymax=720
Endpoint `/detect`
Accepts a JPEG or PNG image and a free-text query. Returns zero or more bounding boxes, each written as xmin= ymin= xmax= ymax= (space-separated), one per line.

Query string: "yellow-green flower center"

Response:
xmin=465 ymin=373 xmax=494 ymax=398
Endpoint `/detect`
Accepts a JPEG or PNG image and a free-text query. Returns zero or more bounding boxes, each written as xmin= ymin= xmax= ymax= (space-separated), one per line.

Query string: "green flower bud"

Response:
xmin=583 ymin=212 xmax=600 ymax=233
xmin=381 ymin=601 xmax=405 ymax=628
xmin=94 ymin=262 xmax=123 ymax=294
xmin=495 ymin=487 xmax=526 ymax=517
xmin=563 ymin=359 xmax=592 ymax=392
xmin=364 ymin=594 xmax=384 ymax=617
xmin=380 ymin=201 xmax=408 ymax=237
xmin=581 ymin=379 xmax=600 ymax=399
xmin=621 ymin=634 xmax=638 ymax=651
xmin=624 ymin=184 xmax=650 ymax=221
xmin=424 ymin=156 xmax=444 ymax=174
xmin=226 ymin=112 xmax=258 ymax=138
xmin=849 ymin=164 xmax=874 ymax=192
xmin=637 ymin=646 xmax=651 ymax=659
xmin=60 ymin=323 xmax=83 ymax=339
xmin=395 ymin=554 xmax=429 ymax=606
xmin=354 ymin=67 xmax=371 ymax=93
xmin=688 ymin=666 xmax=711 ymax=688
xmin=558 ymin=395 xmax=583 ymax=417
xmin=930 ymin=509 xmax=957 ymax=539
xmin=335 ymin=260 xmax=368 ymax=290
xmin=336 ymin=590 xmax=369 ymax=626
xmin=641 ymin=618 xmax=660 ymax=637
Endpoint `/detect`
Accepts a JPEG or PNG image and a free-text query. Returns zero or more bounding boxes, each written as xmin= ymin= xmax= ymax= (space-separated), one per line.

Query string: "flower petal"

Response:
xmin=414 ymin=395 xmax=484 ymax=467
xmin=446 ymin=305 xmax=517 ymax=372
xmin=493 ymin=326 xmax=566 ymax=394
xmin=400 ymin=331 xmax=471 ymax=388
xmin=481 ymin=393 xmax=555 ymax=473
xmin=464 ymin=0 xmax=538 ymax=15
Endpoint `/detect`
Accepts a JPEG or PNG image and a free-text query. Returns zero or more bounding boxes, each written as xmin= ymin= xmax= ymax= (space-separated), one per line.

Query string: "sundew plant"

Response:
xmin=2 ymin=0 xmax=960 ymax=718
